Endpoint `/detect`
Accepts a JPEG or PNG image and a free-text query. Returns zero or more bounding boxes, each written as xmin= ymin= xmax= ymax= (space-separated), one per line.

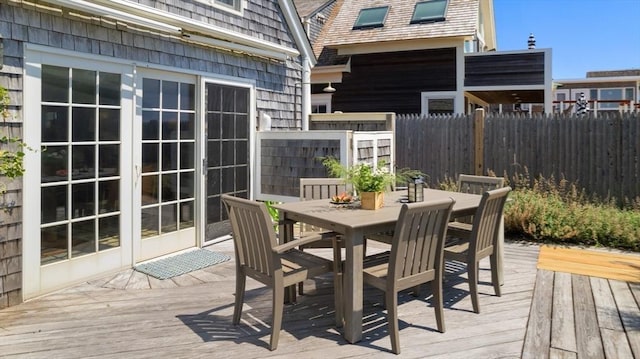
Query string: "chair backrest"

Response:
xmin=221 ymin=194 xmax=279 ymax=279
xmin=468 ymin=187 xmax=512 ymax=259
xmin=299 ymin=178 xmax=351 ymax=201
xmin=388 ymin=198 xmax=455 ymax=288
xmin=299 ymin=178 xmax=351 ymax=233
xmin=457 ymin=174 xmax=504 ymax=194
xmin=456 ymin=175 xmax=504 ymax=224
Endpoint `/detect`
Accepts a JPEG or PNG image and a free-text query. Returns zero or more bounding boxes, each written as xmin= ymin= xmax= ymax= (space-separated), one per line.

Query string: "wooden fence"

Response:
xmin=396 ymin=111 xmax=640 ymax=203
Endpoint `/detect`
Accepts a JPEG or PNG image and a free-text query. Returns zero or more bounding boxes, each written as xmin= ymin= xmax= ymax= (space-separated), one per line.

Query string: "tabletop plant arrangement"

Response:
xmin=321 ymin=156 xmax=423 ymax=210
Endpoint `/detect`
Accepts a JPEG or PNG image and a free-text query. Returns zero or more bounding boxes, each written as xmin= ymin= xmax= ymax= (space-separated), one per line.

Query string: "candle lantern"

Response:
xmin=407 ymin=176 xmax=424 ymax=202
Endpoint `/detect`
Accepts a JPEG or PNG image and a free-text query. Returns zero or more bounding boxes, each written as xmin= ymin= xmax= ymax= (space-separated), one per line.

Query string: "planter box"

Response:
xmin=360 ymin=191 xmax=384 ymax=210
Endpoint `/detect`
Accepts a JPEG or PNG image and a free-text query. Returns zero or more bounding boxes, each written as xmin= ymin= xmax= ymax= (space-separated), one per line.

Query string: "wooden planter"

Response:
xmin=360 ymin=191 xmax=384 ymax=210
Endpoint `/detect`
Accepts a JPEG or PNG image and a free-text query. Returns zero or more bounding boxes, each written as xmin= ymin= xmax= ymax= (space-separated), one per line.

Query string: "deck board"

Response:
xmin=2 ymin=239 xmax=639 ymax=358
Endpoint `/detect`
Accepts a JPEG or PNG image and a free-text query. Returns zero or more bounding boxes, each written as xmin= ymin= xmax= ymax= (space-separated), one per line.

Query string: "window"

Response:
xmin=353 ymin=6 xmax=389 ymax=30
xmin=421 ymin=92 xmax=456 ymax=115
xmin=556 ymin=93 xmax=566 ymax=102
xmin=599 ymin=88 xmax=623 ymax=109
xmin=213 ymin=0 xmax=241 ymax=12
xmin=411 ymin=0 xmax=448 ymax=24
xmin=312 ymin=93 xmax=332 ymax=113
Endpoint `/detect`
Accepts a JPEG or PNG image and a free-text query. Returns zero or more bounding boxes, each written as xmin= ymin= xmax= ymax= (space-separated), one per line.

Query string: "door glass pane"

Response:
xmin=72 ymin=145 xmax=95 ymax=180
xmin=143 ymin=79 xmax=160 ymax=108
xmin=141 ymin=77 xmax=196 ymax=237
xmin=142 ymin=111 xmax=160 ymax=140
xmin=72 ymin=69 xmax=96 ymax=104
xmin=42 ymin=65 xmax=69 ymax=103
xmin=71 ymin=219 xmax=96 ymax=257
xmin=42 ymin=106 xmax=69 ymax=142
xmin=72 ymin=107 xmax=96 ymax=141
xmin=41 ymin=185 xmax=68 ymax=224
xmin=41 ymin=224 xmax=68 ymax=264
xmin=40 ymin=65 xmax=122 ymax=264
xmin=205 ymin=84 xmax=249 ymax=241
xmin=141 ymin=207 xmax=159 ymax=238
xmin=162 ymin=81 xmax=179 ymax=109
xmin=99 ymin=73 xmax=121 ymax=106
xmin=72 ymin=182 xmax=95 ymax=218
xmin=42 ymin=146 xmax=68 ymax=182
xmin=99 ymin=109 xmax=120 ymax=141
xmin=99 ymin=215 xmax=120 ymax=250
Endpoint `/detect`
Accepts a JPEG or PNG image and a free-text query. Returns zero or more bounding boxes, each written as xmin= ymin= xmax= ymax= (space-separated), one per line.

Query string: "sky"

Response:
xmin=493 ymin=0 xmax=640 ymax=80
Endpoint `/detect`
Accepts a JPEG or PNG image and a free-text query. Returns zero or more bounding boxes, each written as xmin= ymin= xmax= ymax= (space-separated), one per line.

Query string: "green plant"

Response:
xmin=321 ymin=156 xmax=404 ymax=193
xmin=0 ymin=85 xmax=30 ymax=196
xmin=501 ymin=174 xmax=640 ymax=251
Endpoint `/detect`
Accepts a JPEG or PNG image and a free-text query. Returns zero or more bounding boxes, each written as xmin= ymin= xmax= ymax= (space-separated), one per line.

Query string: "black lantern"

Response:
xmin=407 ymin=176 xmax=424 ymax=202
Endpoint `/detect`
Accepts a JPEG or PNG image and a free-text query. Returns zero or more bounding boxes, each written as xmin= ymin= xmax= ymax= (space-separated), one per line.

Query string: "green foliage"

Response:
xmin=263 ymin=200 xmax=280 ymax=224
xmin=321 ymin=156 xmax=426 ymax=193
xmin=502 ymin=174 xmax=640 ymax=251
xmin=0 ymin=85 xmax=30 ymax=196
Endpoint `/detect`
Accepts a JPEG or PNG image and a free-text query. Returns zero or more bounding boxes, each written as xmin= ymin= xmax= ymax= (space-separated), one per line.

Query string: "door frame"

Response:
xmin=199 ymin=78 xmax=256 ymax=247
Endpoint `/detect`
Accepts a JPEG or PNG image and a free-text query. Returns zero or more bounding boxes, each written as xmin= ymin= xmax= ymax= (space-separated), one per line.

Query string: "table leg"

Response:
xmin=279 ymin=211 xmax=297 ymax=303
xmin=343 ymin=228 xmax=364 ymax=343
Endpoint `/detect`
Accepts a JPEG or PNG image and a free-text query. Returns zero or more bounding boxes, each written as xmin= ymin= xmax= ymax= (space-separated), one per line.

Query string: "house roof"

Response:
xmin=324 ymin=0 xmax=479 ymax=48
xmin=293 ymin=0 xmax=334 ymax=18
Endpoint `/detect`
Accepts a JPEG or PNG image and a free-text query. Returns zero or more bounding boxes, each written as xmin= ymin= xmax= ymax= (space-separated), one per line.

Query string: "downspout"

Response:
xmin=301 ymin=55 xmax=311 ymax=131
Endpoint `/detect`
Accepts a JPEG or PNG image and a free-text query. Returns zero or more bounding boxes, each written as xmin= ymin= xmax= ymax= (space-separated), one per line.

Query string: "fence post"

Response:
xmin=474 ymin=108 xmax=485 ymax=175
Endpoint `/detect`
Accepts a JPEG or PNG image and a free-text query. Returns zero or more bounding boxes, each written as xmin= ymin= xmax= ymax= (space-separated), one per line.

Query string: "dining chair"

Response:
xmin=297 ymin=178 xmax=352 ymax=297
xmin=362 ymin=198 xmax=455 ymax=354
xmin=444 ymin=186 xmax=511 ymax=314
xmin=447 ymin=174 xmax=504 ymax=238
xmin=221 ymin=194 xmax=339 ymax=350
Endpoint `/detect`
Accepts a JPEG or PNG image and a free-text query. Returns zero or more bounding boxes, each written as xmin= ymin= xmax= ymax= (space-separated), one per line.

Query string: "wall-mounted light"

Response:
xmin=323 ymin=82 xmax=336 ymax=93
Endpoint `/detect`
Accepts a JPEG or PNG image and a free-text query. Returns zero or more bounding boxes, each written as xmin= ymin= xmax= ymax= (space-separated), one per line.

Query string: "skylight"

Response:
xmin=411 ymin=0 xmax=448 ymax=24
xmin=353 ymin=6 xmax=389 ymax=30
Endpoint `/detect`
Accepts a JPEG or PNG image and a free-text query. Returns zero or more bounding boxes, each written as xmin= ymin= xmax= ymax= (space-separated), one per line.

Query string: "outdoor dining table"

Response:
xmin=274 ymin=188 xmax=503 ymax=343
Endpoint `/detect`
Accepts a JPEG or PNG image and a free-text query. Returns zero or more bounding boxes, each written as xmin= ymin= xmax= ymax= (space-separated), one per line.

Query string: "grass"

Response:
xmin=439 ymin=172 xmax=640 ymax=252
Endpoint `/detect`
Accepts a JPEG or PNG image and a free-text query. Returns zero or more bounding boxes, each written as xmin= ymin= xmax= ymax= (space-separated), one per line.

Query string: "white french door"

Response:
xmin=23 ymin=49 xmax=134 ymax=298
xmin=22 ymin=46 xmax=254 ymax=299
xmin=134 ymin=70 xmax=197 ymax=262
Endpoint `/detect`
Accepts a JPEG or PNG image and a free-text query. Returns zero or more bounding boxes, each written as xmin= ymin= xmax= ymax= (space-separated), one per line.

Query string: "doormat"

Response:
xmin=134 ymin=249 xmax=231 ymax=280
xmin=537 ymin=245 xmax=640 ymax=283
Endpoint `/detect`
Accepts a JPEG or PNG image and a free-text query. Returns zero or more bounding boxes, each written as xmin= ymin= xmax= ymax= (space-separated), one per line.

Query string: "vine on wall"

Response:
xmin=0 ymin=85 xmax=29 ymax=199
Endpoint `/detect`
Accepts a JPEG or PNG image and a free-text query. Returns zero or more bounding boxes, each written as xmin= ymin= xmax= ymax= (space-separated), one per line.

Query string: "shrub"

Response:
xmin=503 ymin=174 xmax=640 ymax=251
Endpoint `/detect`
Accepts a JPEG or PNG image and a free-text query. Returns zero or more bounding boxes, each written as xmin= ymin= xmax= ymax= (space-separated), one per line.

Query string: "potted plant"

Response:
xmin=321 ymin=156 xmax=424 ymax=210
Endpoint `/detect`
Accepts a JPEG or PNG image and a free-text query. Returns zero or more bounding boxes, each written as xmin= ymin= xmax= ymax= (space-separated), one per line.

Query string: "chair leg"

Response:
xmin=431 ymin=279 xmax=445 ymax=333
xmin=490 ymin=254 xmax=502 ymax=297
xmin=386 ymin=291 xmax=401 ymax=354
xmin=468 ymin=260 xmax=480 ymax=314
xmin=233 ymin=273 xmax=246 ymax=325
xmin=298 ymin=247 xmax=305 ymax=295
xmin=270 ymin=285 xmax=285 ymax=351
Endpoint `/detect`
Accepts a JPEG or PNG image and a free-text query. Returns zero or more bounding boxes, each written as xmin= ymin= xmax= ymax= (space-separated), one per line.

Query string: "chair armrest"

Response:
xmin=273 ymin=233 xmax=334 ymax=254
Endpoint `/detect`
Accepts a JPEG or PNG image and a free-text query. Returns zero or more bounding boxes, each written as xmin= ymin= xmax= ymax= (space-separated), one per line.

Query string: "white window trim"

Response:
xmin=311 ymin=93 xmax=332 ymax=113
xmin=192 ymin=0 xmax=245 ymax=15
xmin=420 ymin=91 xmax=459 ymax=115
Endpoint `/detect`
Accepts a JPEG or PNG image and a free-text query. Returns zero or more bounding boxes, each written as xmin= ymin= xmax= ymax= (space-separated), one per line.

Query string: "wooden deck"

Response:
xmin=0 ymin=240 xmax=637 ymax=358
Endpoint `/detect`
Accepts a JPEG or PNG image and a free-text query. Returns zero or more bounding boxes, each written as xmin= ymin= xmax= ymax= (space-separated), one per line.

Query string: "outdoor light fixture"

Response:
xmin=407 ymin=176 xmax=424 ymax=203
xmin=323 ymin=82 xmax=336 ymax=93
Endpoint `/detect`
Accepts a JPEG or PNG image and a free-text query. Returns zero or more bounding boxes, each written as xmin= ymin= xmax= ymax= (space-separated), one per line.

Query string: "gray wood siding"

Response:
xmin=465 ymin=52 xmax=545 ymax=87
xmin=0 ymin=0 xmax=303 ymax=308
xmin=328 ymin=48 xmax=457 ymax=114
xmin=260 ymin=139 xmax=340 ymax=197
